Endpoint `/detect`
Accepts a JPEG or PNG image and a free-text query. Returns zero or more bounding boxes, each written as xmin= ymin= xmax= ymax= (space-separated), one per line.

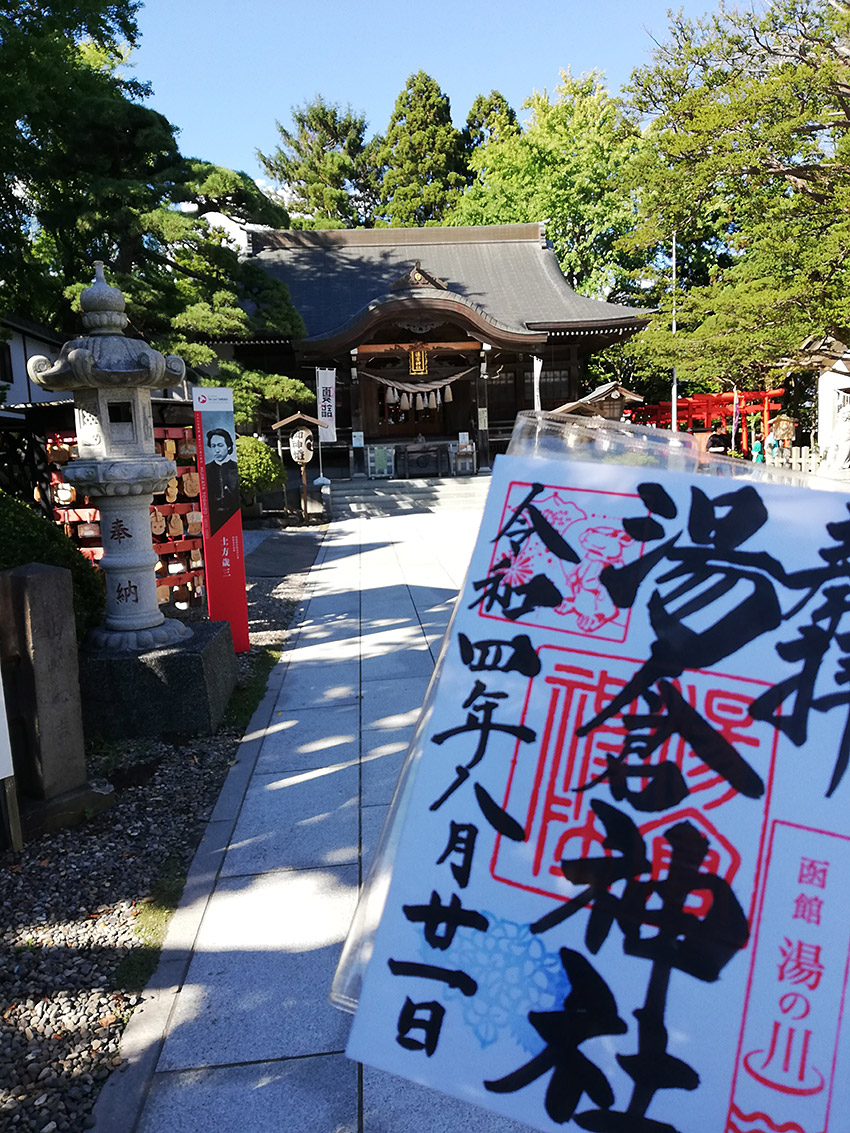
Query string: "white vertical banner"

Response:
xmin=532 ymin=355 xmax=543 ymax=412
xmin=317 ymin=367 xmax=337 ymax=444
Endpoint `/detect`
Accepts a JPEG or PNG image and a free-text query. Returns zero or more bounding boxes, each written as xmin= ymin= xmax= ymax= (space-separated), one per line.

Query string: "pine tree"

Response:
xmin=1 ymin=3 xmax=307 ymax=427
xmin=625 ymin=0 xmax=850 ymax=390
xmin=257 ymin=96 xmax=370 ymax=228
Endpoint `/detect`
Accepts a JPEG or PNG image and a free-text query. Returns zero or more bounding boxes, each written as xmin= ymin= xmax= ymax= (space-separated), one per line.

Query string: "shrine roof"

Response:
xmin=248 ymin=223 xmax=648 ymax=348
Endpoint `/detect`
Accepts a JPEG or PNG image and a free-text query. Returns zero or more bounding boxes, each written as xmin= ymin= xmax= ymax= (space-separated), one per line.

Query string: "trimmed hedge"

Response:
xmin=235 ymin=435 xmax=286 ymax=494
xmin=0 ymin=490 xmax=105 ymax=641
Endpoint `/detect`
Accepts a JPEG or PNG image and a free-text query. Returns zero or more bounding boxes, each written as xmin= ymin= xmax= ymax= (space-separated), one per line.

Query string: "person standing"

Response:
xmin=706 ymin=422 xmax=731 ymax=455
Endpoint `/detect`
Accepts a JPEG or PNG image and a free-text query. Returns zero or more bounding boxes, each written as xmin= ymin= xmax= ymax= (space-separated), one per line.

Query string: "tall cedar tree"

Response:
xmin=1 ymin=3 xmax=311 ymax=428
xmin=624 ymin=0 xmax=850 ymax=397
xmin=376 ymin=71 xmax=466 ymax=226
xmin=463 ymin=90 xmax=519 ymax=154
xmin=257 ymin=97 xmax=370 ymax=228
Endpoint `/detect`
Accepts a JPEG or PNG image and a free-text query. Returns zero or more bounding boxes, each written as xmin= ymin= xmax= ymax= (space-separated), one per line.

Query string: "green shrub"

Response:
xmin=235 ymin=435 xmax=286 ymax=495
xmin=0 ymin=490 xmax=105 ymax=641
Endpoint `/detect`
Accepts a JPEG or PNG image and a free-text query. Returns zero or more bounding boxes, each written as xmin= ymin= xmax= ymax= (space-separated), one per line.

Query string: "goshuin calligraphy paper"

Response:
xmin=344 ymin=451 xmax=850 ymax=1133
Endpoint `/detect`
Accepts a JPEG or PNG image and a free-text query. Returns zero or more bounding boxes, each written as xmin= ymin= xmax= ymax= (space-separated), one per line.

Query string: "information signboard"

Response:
xmin=192 ymin=387 xmax=249 ymax=652
xmin=344 ymin=451 xmax=850 ymax=1132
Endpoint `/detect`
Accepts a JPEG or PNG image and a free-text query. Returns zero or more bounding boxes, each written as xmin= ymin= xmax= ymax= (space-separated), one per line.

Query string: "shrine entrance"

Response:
xmin=355 ymin=320 xmax=481 ymax=440
xmin=239 ymin=223 xmax=651 ymax=475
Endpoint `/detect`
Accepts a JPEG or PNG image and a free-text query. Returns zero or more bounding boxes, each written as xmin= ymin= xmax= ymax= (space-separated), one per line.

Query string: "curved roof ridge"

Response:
xmin=531 ymin=245 xmax=647 ymax=323
xmin=304 ymin=286 xmax=537 ymax=343
xmin=250 ymin=223 xmax=650 ymax=343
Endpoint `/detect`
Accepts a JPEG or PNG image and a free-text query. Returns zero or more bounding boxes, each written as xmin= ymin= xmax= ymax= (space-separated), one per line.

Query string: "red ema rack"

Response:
xmin=151 ymin=502 xmax=199 ymax=515
xmin=154 ymin=538 xmax=203 ymax=554
xmin=54 ymin=507 xmax=99 ymax=523
xmin=157 ymin=570 xmax=203 ymax=589
xmin=50 ymin=424 xmax=206 ymax=610
xmin=154 ymin=426 xmax=193 ymax=439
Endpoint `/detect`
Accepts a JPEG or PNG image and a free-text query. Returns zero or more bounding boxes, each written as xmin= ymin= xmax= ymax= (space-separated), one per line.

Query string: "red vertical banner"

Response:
xmin=192 ymin=387 xmax=249 ymax=653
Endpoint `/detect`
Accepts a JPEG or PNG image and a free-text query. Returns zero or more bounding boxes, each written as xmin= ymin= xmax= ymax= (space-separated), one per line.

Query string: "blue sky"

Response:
xmin=129 ymin=0 xmax=719 ymax=183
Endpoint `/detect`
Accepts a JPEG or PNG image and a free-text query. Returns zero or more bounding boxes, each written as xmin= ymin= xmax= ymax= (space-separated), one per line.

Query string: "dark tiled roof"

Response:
xmin=249 ymin=224 xmax=647 ymax=343
xmin=1 ymin=312 xmax=63 ymax=345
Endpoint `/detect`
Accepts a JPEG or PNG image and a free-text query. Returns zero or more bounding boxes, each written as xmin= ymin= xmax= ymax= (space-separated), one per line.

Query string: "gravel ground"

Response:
xmin=0 ymin=547 xmax=317 ymax=1133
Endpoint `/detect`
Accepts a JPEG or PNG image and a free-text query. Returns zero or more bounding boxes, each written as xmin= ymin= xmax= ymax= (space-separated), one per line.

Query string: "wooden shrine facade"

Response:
xmin=237 ymin=224 xmax=649 ymax=462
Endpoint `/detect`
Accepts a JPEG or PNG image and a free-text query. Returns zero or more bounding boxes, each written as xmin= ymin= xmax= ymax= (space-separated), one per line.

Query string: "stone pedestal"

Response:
xmin=79 ymin=621 xmax=238 ymax=740
xmin=64 ymin=457 xmax=191 ymax=650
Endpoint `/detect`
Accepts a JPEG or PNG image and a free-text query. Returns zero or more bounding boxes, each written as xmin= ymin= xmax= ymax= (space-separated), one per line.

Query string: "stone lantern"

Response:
xmin=27 ymin=263 xmax=193 ymax=651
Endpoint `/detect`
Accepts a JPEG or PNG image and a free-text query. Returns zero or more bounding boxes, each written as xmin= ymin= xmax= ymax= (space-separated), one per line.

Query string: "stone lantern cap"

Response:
xmin=28 ymin=262 xmax=185 ymax=392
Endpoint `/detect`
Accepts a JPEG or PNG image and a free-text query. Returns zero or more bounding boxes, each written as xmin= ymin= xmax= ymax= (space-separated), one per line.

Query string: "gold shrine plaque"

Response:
xmin=408 ymin=346 xmax=428 ymax=376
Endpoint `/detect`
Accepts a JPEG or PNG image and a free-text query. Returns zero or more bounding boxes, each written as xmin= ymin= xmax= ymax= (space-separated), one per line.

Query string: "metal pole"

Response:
xmin=671 ymin=231 xmax=678 ymax=434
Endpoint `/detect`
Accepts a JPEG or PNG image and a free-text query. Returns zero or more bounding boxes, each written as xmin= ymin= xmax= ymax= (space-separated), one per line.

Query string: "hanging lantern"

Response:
xmin=444 ymin=384 xmax=453 ymax=404
xmin=428 ymin=391 xmax=437 ymax=410
xmin=415 ymin=392 xmax=424 ymax=411
xmin=399 ymin=391 xmax=410 ymax=411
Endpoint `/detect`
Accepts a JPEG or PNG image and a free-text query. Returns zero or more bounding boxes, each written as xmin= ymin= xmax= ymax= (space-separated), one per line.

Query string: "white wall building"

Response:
xmin=1 ymin=314 xmax=68 ymax=418
xmin=818 ymin=355 xmax=850 ymax=460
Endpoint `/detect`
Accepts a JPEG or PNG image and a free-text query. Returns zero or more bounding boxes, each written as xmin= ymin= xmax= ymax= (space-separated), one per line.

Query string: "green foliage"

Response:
xmin=235 ymin=435 xmax=286 ymax=495
xmin=0 ymin=490 xmax=105 ymax=641
xmin=463 ymin=90 xmax=519 ymax=154
xmin=1 ymin=6 xmax=301 ymax=370
xmin=257 ymin=97 xmax=371 ymax=227
xmin=200 ymin=360 xmax=314 ymax=430
xmin=112 ymin=854 xmax=187 ymax=991
xmin=376 ymin=71 xmax=467 ymax=226
xmin=181 ymin=160 xmax=289 ymax=227
xmin=449 ymin=72 xmax=646 ymax=300
xmin=624 ymin=0 xmax=850 ymax=391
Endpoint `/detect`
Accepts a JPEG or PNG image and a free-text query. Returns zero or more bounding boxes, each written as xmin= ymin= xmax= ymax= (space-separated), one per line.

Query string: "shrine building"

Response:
xmin=221 ymin=222 xmax=649 ymax=471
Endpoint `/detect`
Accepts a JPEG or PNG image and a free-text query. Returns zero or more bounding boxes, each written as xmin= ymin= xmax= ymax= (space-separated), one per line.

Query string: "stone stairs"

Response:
xmin=327 ymin=473 xmax=492 ymax=519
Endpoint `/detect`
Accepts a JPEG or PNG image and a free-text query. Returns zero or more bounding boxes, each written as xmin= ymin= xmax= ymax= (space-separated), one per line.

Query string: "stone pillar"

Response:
xmin=0 ymin=564 xmax=87 ymax=799
xmin=0 ymin=564 xmax=113 ymax=837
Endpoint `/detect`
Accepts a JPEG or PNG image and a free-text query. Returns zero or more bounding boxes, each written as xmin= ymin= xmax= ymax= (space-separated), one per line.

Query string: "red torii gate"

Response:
xmin=632 ymin=389 xmax=785 ymax=453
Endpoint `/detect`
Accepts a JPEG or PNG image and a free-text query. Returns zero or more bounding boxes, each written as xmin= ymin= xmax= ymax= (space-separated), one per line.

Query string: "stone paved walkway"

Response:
xmin=94 ymin=480 xmax=530 ymax=1132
